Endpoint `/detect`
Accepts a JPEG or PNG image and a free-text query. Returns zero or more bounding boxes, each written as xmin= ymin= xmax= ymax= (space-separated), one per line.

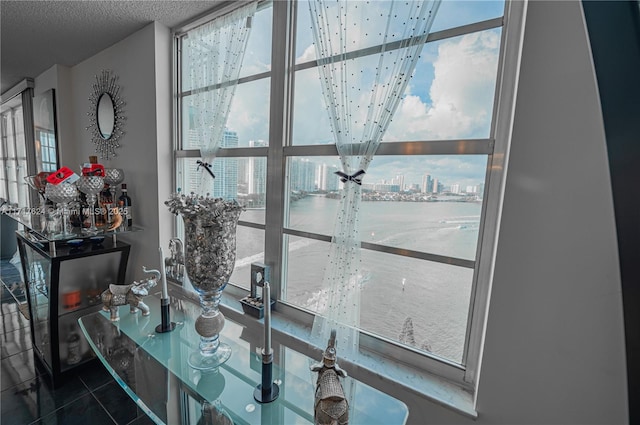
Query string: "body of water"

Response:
xmin=233 ymin=196 xmax=482 ymax=363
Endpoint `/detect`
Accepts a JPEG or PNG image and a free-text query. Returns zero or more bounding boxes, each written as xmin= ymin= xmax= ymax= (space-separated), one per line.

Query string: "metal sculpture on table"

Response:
xmin=165 ymin=237 xmax=185 ymax=283
xmin=311 ymin=329 xmax=349 ymax=425
xmin=101 ymin=266 xmax=160 ymax=321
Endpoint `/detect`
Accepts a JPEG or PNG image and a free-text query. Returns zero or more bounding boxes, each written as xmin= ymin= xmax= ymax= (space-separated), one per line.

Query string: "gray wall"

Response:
xmin=31 ymin=1 xmax=629 ymax=423
xmin=34 ymin=22 xmax=174 ymax=282
xmin=474 ymin=0 xmax=627 ymax=423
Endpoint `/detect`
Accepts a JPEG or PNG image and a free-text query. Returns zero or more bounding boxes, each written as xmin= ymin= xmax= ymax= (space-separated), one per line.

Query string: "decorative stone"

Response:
xmin=195 ymin=313 xmax=225 ymax=338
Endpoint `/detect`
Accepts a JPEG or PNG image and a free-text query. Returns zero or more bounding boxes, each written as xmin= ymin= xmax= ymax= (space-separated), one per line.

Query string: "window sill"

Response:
xmin=217 ymin=291 xmax=478 ymax=420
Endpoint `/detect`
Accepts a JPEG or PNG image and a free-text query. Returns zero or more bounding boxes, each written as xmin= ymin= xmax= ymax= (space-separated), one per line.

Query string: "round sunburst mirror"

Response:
xmin=86 ymin=70 xmax=125 ymax=160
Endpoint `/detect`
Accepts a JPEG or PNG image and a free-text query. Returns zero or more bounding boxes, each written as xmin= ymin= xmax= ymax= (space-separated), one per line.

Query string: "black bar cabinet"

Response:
xmin=16 ymin=231 xmax=130 ymax=386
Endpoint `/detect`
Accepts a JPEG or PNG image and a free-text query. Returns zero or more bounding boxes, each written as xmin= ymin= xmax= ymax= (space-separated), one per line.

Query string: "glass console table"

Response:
xmin=79 ymin=285 xmax=409 ymax=425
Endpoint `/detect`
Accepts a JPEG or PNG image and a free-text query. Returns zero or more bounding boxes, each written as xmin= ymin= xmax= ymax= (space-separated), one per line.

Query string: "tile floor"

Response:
xmin=0 ymin=257 xmax=155 ymax=425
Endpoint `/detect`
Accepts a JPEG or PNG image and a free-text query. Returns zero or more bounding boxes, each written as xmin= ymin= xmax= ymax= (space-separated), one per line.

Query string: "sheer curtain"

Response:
xmin=185 ymin=2 xmax=257 ymax=195
xmin=308 ymin=0 xmax=441 ymax=361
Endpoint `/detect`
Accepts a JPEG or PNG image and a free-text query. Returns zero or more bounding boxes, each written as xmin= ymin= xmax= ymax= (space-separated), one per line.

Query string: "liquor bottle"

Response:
xmin=118 ymin=184 xmax=133 ymax=228
xmin=98 ymin=183 xmax=113 ymax=227
xmin=70 ymin=192 xmax=91 ymax=229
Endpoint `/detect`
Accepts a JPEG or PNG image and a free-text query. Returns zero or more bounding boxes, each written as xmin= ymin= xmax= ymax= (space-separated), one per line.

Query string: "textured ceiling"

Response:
xmin=1 ymin=0 xmax=224 ymax=95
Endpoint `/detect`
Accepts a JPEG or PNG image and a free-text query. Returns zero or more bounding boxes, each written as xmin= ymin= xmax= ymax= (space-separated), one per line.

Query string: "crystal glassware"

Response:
xmin=103 ymin=168 xmax=125 ymax=196
xmin=165 ymin=192 xmax=243 ymax=370
xmin=44 ymin=182 xmax=78 ymax=237
xmin=24 ymin=173 xmax=52 ymax=232
xmin=103 ymin=168 xmax=125 ymax=226
xmin=75 ymin=175 xmax=105 ymax=235
xmin=24 ymin=172 xmax=50 ymax=201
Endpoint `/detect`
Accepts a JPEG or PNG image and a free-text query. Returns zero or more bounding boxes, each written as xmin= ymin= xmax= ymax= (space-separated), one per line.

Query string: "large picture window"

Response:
xmin=175 ymin=0 xmax=519 ymax=388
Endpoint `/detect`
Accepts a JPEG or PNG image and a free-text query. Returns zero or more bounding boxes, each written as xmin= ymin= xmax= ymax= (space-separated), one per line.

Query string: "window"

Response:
xmin=175 ymin=0 xmax=521 ymax=388
xmin=36 ymin=129 xmax=57 ymax=172
xmin=1 ymin=98 xmax=29 ymax=206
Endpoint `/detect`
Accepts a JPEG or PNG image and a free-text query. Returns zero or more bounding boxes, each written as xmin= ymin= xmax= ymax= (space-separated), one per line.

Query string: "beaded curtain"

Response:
xmin=185 ymin=2 xmax=257 ymax=195
xmin=308 ymin=0 xmax=441 ymax=361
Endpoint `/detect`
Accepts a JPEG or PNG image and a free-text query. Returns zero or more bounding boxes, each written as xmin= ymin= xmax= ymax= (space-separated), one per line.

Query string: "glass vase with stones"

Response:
xmin=75 ymin=176 xmax=104 ymax=235
xmin=166 ymin=193 xmax=243 ymax=370
xmin=44 ymin=182 xmax=78 ymax=238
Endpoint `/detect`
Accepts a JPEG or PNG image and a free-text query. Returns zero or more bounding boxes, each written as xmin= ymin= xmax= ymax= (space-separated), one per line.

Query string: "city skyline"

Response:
xmin=183 ymin=129 xmax=486 ymax=198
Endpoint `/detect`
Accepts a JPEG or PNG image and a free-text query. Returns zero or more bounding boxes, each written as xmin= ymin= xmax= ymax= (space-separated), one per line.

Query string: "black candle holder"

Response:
xmin=254 ymin=349 xmax=279 ymax=403
xmin=155 ymin=298 xmax=176 ymax=333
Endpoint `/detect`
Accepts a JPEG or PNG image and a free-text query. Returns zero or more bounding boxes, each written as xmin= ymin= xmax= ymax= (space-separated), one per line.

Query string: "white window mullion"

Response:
xmin=463 ymin=0 xmax=528 ymax=390
xmin=264 ymin=0 xmax=295 ymax=301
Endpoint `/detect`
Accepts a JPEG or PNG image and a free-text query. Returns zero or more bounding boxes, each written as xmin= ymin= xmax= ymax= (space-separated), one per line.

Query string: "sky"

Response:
xmin=192 ymin=0 xmax=506 ymax=189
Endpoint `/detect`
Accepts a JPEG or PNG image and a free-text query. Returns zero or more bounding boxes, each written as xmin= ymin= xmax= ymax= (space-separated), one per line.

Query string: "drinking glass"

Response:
xmin=103 ymin=168 xmax=125 ymax=225
xmin=44 ymin=183 xmax=78 ymax=237
xmin=75 ymin=176 xmax=105 ymax=235
xmin=104 ymin=168 xmax=125 ymax=196
xmin=24 ymin=173 xmax=52 ymax=232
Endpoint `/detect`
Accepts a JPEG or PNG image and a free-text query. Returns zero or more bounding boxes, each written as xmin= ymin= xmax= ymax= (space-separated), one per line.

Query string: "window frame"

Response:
xmin=173 ymin=0 xmax=526 ymax=391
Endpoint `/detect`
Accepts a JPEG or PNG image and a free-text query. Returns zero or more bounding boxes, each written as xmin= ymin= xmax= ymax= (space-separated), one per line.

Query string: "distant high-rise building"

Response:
xmin=375 ymin=183 xmax=400 ymax=193
xmin=432 ymin=178 xmax=440 ymax=194
xmin=184 ymin=129 xmax=239 ymax=199
xmin=392 ymin=175 xmax=405 ymax=191
xmin=248 ymin=140 xmax=267 ymax=195
xmin=210 ymin=129 xmax=238 ymax=200
xmin=422 ymin=174 xmax=433 ymax=193
xmin=318 ymin=163 xmax=339 ymax=191
xmin=451 ymin=183 xmax=461 ymax=194
xmin=290 ymin=158 xmax=316 ymax=192
xmin=237 ymin=158 xmax=248 ymax=186
xmin=247 ymin=158 xmax=266 ymax=195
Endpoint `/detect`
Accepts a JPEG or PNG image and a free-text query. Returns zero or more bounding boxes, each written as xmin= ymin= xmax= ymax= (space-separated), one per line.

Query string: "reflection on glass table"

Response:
xmin=4 ymin=209 xmax=141 ymax=244
xmin=78 ymin=285 xmax=409 ymax=425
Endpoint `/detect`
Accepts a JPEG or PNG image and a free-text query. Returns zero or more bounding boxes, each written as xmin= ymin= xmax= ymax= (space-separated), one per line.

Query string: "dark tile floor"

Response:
xmin=1 ymin=257 xmax=155 ymax=425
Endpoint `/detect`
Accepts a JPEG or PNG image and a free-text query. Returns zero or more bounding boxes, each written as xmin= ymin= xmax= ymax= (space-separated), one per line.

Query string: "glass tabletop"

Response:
xmin=78 ymin=285 xmax=408 ymax=425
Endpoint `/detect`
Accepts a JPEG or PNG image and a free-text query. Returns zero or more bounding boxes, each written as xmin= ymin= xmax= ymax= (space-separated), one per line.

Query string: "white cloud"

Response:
xmin=385 ymin=30 xmax=500 ymax=141
xmin=297 ymin=44 xmax=316 ymax=63
xmin=224 ymin=10 xmax=500 ymax=186
xmin=225 ymin=79 xmax=271 ymax=143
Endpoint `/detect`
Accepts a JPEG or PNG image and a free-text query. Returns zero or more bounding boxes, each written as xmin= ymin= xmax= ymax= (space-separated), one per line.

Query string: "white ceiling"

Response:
xmin=1 ymin=0 xmax=225 ymax=95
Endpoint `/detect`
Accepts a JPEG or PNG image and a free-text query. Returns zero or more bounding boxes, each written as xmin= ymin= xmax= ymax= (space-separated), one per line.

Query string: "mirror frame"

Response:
xmin=86 ymin=69 xmax=125 ymax=160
